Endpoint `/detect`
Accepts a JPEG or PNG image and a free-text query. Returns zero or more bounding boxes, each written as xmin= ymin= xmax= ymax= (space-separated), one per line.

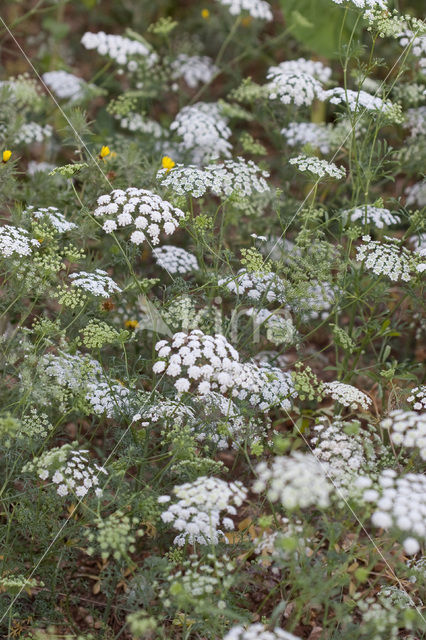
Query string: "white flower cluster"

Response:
xmin=297 ymin=281 xmax=336 ymax=322
xmin=411 ymin=233 xmax=426 ymax=261
xmin=191 ymin=392 xmax=249 ymax=449
xmin=86 ymin=381 xmax=131 ymax=418
xmin=355 ymin=235 xmax=415 ymax=282
xmin=331 ymin=0 xmax=387 ymax=10
xmin=253 ymin=452 xmax=332 ymax=509
xmin=399 ymin=31 xmax=426 ymax=71
xmin=362 ymin=469 xmax=426 ymax=555
xmin=381 ymin=410 xmax=426 ymax=460
xmin=27 ymin=161 xmax=55 ymax=175
xmin=93 ymin=187 xmax=184 ymax=246
xmin=171 ymin=54 xmax=218 ymax=89
xmin=157 ymin=157 xmax=270 ymax=198
xmin=223 ymin=624 xmax=300 ymax=640
xmin=289 ymin=154 xmax=346 ymax=180
xmin=232 ymin=362 xmax=296 ymax=411
xmin=170 ymin=102 xmax=232 ymax=164
xmin=405 ymin=181 xmax=426 ymax=208
xmin=404 ymin=106 xmax=426 ymax=138
xmin=23 ymin=443 xmax=107 ymax=499
xmin=217 ymin=0 xmax=273 ymax=20
xmin=24 ymin=205 xmax=77 ymax=233
xmin=0 ymin=225 xmax=40 ymax=258
xmin=69 ymin=269 xmax=121 ymax=298
xmin=281 ymin=122 xmax=333 ymax=154
xmin=267 ymin=58 xmax=331 ymax=106
xmin=269 ymin=72 xmax=324 ymax=107
xmin=41 ymin=351 xmax=102 ymax=391
xmin=152 ymin=245 xmax=199 ymax=274
xmin=159 ymin=476 xmax=247 ymax=546
xmin=245 ymin=307 xmax=297 ymax=347
xmin=42 ymin=70 xmax=88 ymax=101
xmin=133 ymin=397 xmax=196 ymax=428
xmin=407 ymin=386 xmax=426 ymax=411
xmin=219 ymin=269 xmax=286 ymax=303
xmin=311 ymin=417 xmax=378 ymax=490
xmin=153 ymin=329 xmax=241 ymax=395
xmin=42 ymin=351 xmax=99 ymax=388
xmin=323 ymin=381 xmax=372 ymax=410
xmin=118 ymin=113 xmax=163 ymax=137
xmin=81 ymin=31 xmax=156 ymax=68
xmin=324 ymin=87 xmax=389 ymax=113
xmin=345 ymin=205 xmax=399 ymax=228
xmin=14 ymin=122 xmax=52 ymax=145
xmin=167 ymin=553 xmax=235 ymax=605
xmin=254 ymin=515 xmax=309 ymax=565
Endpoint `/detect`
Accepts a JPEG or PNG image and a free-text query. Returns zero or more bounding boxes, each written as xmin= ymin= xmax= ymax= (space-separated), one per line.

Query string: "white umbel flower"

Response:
xmin=154 ymin=329 xmax=241 ymax=394
xmin=405 ymin=181 xmax=426 ymax=208
xmin=223 ymin=624 xmax=300 ymax=640
xmin=407 ymin=386 xmax=426 ymax=412
xmin=86 ymin=381 xmax=132 ymax=418
xmin=118 ymin=113 xmax=163 ymax=137
xmin=364 ymin=469 xmax=426 ymax=554
xmin=267 ymin=59 xmax=330 ymax=107
xmin=81 ymin=31 xmax=157 ymax=68
xmin=15 ymin=122 xmax=52 ymax=145
xmin=42 ymin=70 xmax=88 ymax=101
xmin=289 ymin=154 xmax=346 ymax=180
xmin=345 ymin=205 xmax=399 ymax=229
xmin=171 ymin=54 xmax=218 ymax=89
xmin=381 ymin=410 xmax=426 ymax=460
xmin=157 ymin=157 xmax=269 ymax=198
xmin=331 ymin=0 xmax=387 ymax=10
xmin=22 ymin=443 xmax=107 ymax=500
xmin=253 ymin=452 xmax=333 ymax=509
xmin=216 ymin=0 xmax=273 ymax=21
xmin=281 ymin=122 xmax=333 ymax=154
xmin=219 ymin=269 xmax=286 ymax=303
xmin=159 ymin=476 xmax=247 ymax=546
xmin=311 ymin=417 xmax=380 ymax=491
xmin=324 ymin=87 xmax=390 ymax=112
xmin=152 ymin=245 xmax=199 ymax=274
xmin=24 ymin=205 xmax=77 ymax=233
xmin=93 ymin=187 xmax=184 ymax=246
xmin=399 ymin=31 xmax=426 ymax=71
xmin=323 ymin=381 xmax=372 ymax=411
xmin=69 ymin=269 xmax=121 ymax=298
xmin=41 ymin=351 xmax=102 ymax=391
xmin=232 ymin=361 xmax=297 ymax=411
xmin=170 ymin=102 xmax=232 ymax=165
xmin=355 ymin=235 xmax=416 ymax=282
xmin=0 ymin=225 xmax=40 ymax=258
xmin=245 ymin=307 xmax=297 ymax=347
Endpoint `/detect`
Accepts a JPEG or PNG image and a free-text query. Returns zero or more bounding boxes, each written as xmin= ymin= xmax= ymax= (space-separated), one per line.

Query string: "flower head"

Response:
xmin=161 ymin=155 xmax=175 ymax=171
xmin=2 ymin=150 xmax=11 ymax=163
xmin=99 ymin=145 xmax=110 ymax=159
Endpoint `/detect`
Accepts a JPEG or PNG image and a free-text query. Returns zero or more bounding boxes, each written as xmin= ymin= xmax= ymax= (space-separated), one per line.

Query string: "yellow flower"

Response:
xmin=125 ymin=320 xmax=139 ymax=329
xmin=161 ymin=156 xmax=175 ymax=172
xmin=2 ymin=150 xmax=12 ymax=163
xmin=201 ymin=8 xmax=210 ymax=19
xmin=99 ymin=145 xmax=110 ymax=159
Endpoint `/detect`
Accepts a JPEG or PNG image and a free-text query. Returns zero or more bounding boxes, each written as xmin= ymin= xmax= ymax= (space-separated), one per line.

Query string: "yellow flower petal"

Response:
xmin=100 ymin=145 xmax=110 ymax=158
xmin=162 ymin=156 xmax=175 ymax=172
